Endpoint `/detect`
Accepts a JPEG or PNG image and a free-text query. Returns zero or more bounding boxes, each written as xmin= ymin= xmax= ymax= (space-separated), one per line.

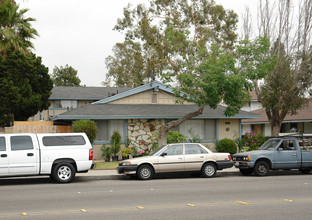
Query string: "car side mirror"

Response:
xmin=278 ymin=148 xmax=283 ymax=152
xmin=160 ymin=152 xmax=167 ymax=157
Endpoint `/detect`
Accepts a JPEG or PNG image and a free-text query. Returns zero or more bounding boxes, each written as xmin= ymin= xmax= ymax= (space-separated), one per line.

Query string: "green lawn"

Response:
xmin=94 ymin=161 xmax=118 ymax=170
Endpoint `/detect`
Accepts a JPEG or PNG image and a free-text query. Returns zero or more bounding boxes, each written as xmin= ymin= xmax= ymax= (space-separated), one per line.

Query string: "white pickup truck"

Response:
xmin=0 ymin=133 xmax=94 ymax=183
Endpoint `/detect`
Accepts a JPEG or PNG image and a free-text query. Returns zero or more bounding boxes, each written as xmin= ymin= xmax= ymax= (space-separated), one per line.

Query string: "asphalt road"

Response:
xmin=0 ymin=171 xmax=312 ymax=220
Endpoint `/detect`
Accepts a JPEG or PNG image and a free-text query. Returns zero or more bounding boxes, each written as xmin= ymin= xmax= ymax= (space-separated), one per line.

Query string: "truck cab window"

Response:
xmin=10 ymin=136 xmax=33 ymax=151
xmin=0 ymin=137 xmax=5 ymax=151
xmin=279 ymin=140 xmax=295 ymax=151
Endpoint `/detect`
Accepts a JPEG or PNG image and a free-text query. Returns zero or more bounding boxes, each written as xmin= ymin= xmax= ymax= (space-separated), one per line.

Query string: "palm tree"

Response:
xmin=0 ymin=0 xmax=39 ymax=56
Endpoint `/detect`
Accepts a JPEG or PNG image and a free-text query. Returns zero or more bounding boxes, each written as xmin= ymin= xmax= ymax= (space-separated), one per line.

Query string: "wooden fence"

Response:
xmin=8 ymin=121 xmax=72 ymax=133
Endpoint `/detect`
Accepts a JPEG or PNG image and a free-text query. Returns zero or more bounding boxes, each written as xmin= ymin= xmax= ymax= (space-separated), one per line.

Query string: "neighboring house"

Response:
xmin=242 ymin=98 xmax=312 ymax=136
xmin=30 ymin=86 xmax=131 ymax=121
xmin=54 ymin=81 xmax=258 ymax=160
xmin=241 ymin=90 xmax=262 ymax=112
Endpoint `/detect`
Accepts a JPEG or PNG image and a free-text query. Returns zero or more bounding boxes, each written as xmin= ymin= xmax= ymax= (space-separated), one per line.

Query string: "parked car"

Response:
xmin=0 ymin=133 xmax=95 ymax=183
xmin=232 ymin=134 xmax=312 ymax=176
xmin=116 ymin=143 xmax=233 ymax=180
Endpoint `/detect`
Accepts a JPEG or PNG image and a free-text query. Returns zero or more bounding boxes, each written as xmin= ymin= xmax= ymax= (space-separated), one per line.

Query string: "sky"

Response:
xmin=16 ymin=0 xmax=256 ymax=87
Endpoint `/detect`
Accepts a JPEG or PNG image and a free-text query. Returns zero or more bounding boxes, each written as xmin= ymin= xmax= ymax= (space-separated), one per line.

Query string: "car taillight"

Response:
xmin=228 ymin=155 xmax=232 ymax=160
xmin=89 ymin=149 xmax=93 ymax=160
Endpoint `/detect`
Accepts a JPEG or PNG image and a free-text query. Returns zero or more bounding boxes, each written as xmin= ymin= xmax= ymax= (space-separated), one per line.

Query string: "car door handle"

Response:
xmin=27 ymin=153 xmax=34 ymax=157
xmin=200 ymin=156 xmax=204 ymax=158
xmin=178 ymin=158 xmax=183 ymax=159
xmin=1 ymin=154 xmax=7 ymax=158
xmin=292 ymin=154 xmax=297 ymax=156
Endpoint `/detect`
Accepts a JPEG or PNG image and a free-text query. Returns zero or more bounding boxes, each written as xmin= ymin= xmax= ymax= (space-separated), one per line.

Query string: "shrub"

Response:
xmin=241 ymin=131 xmax=268 ymax=151
xmin=167 ymin=130 xmax=188 ymax=144
xmin=72 ymin=119 xmax=97 ymax=144
xmin=101 ymin=145 xmax=112 ymax=161
xmin=120 ymin=146 xmax=133 ymax=157
xmin=111 ymin=130 xmax=121 ymax=157
xmin=216 ymin=138 xmax=237 ymax=155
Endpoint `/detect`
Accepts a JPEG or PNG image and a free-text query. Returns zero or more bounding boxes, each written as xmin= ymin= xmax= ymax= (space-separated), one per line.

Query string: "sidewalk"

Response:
xmin=76 ymin=166 xmax=240 ymax=177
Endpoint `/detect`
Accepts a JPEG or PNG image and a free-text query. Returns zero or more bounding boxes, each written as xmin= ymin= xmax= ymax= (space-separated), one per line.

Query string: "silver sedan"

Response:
xmin=116 ymin=143 xmax=233 ymax=180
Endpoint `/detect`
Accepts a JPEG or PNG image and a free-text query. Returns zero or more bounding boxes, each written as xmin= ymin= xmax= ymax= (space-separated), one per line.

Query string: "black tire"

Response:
xmin=202 ymin=163 xmax=217 ymax=178
xmin=137 ymin=165 xmax=153 ymax=180
xmin=52 ymin=163 xmax=76 ymax=183
xmin=254 ymin=161 xmax=269 ymax=176
xmin=240 ymin=168 xmax=253 ymax=176
xmin=299 ymin=168 xmax=311 ymax=174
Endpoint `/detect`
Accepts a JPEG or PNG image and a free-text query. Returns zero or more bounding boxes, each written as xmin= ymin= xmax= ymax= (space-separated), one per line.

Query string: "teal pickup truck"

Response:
xmin=232 ymin=134 xmax=312 ymax=176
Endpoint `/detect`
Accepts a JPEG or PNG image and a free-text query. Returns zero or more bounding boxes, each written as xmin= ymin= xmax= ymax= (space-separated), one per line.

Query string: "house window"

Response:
xmin=176 ymin=119 xmax=216 ymax=141
xmin=54 ymin=100 xmax=78 ymax=109
xmin=95 ymin=120 xmax=125 ymax=142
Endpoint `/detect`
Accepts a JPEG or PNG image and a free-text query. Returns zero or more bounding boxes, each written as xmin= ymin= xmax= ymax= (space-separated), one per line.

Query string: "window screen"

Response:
xmin=11 ymin=136 xmax=33 ymax=151
xmin=43 ymin=136 xmax=86 ymax=146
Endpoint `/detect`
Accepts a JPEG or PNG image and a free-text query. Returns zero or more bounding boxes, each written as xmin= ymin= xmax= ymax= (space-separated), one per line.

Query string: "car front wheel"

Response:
xmin=254 ymin=161 xmax=269 ymax=176
xmin=202 ymin=163 xmax=217 ymax=178
xmin=137 ymin=165 xmax=153 ymax=180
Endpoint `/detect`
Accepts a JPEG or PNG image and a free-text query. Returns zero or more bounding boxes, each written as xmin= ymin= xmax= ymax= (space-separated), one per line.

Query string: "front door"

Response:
xmin=0 ymin=136 xmax=8 ymax=175
xmin=8 ymin=135 xmax=38 ymax=175
xmin=274 ymin=140 xmax=300 ymax=169
xmin=158 ymin=144 xmax=184 ymax=172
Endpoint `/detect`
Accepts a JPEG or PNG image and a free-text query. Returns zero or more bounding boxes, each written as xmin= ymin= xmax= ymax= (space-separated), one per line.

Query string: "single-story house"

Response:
xmin=54 ymin=81 xmax=258 ymax=160
xmin=242 ymin=99 xmax=312 ymax=136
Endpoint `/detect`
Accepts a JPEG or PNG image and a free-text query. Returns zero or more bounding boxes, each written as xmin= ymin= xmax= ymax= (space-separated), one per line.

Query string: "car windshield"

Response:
xmin=259 ymin=139 xmax=281 ymax=150
xmin=150 ymin=145 xmax=168 ymax=156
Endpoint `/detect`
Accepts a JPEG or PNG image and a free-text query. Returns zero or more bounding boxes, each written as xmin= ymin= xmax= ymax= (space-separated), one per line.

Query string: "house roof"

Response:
xmin=242 ymin=99 xmax=312 ymax=124
xmin=50 ymin=86 xmax=131 ymax=100
xmin=93 ymin=81 xmax=174 ymax=104
xmin=55 ymin=104 xmax=258 ymax=120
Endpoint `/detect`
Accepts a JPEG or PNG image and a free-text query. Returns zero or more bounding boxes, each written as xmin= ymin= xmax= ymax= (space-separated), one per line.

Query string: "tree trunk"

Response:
xmin=158 ymin=104 xmax=205 ymax=147
xmin=271 ymin=121 xmax=282 ymax=136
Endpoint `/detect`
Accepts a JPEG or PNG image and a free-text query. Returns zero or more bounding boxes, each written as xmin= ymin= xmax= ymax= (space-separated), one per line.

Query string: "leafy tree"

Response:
xmin=51 ymin=64 xmax=81 ymax=86
xmin=258 ymin=43 xmax=312 ymax=136
xmin=72 ymin=119 xmax=97 ymax=144
xmin=104 ymin=0 xmax=238 ymax=87
xmin=241 ymin=0 xmax=312 ymax=136
xmin=0 ymin=49 xmax=53 ymax=126
xmin=0 ymin=0 xmax=39 ymax=56
xmin=106 ymin=0 xmax=260 ymax=146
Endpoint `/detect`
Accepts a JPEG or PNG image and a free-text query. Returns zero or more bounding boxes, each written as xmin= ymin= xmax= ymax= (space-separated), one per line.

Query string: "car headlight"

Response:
xmin=122 ymin=161 xmax=131 ymax=166
xmin=243 ymin=156 xmax=251 ymax=161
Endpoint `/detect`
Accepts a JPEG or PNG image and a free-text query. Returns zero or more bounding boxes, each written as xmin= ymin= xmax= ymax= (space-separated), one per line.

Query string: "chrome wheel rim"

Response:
xmin=205 ymin=165 xmax=215 ymax=176
xmin=57 ymin=166 xmax=71 ymax=180
xmin=140 ymin=167 xmax=151 ymax=179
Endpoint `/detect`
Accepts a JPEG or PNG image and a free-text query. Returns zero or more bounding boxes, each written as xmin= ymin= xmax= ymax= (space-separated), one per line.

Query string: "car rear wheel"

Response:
xmin=254 ymin=161 xmax=269 ymax=176
xmin=137 ymin=165 xmax=153 ymax=180
xmin=52 ymin=163 xmax=76 ymax=183
xmin=202 ymin=163 xmax=217 ymax=178
xmin=299 ymin=168 xmax=311 ymax=174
